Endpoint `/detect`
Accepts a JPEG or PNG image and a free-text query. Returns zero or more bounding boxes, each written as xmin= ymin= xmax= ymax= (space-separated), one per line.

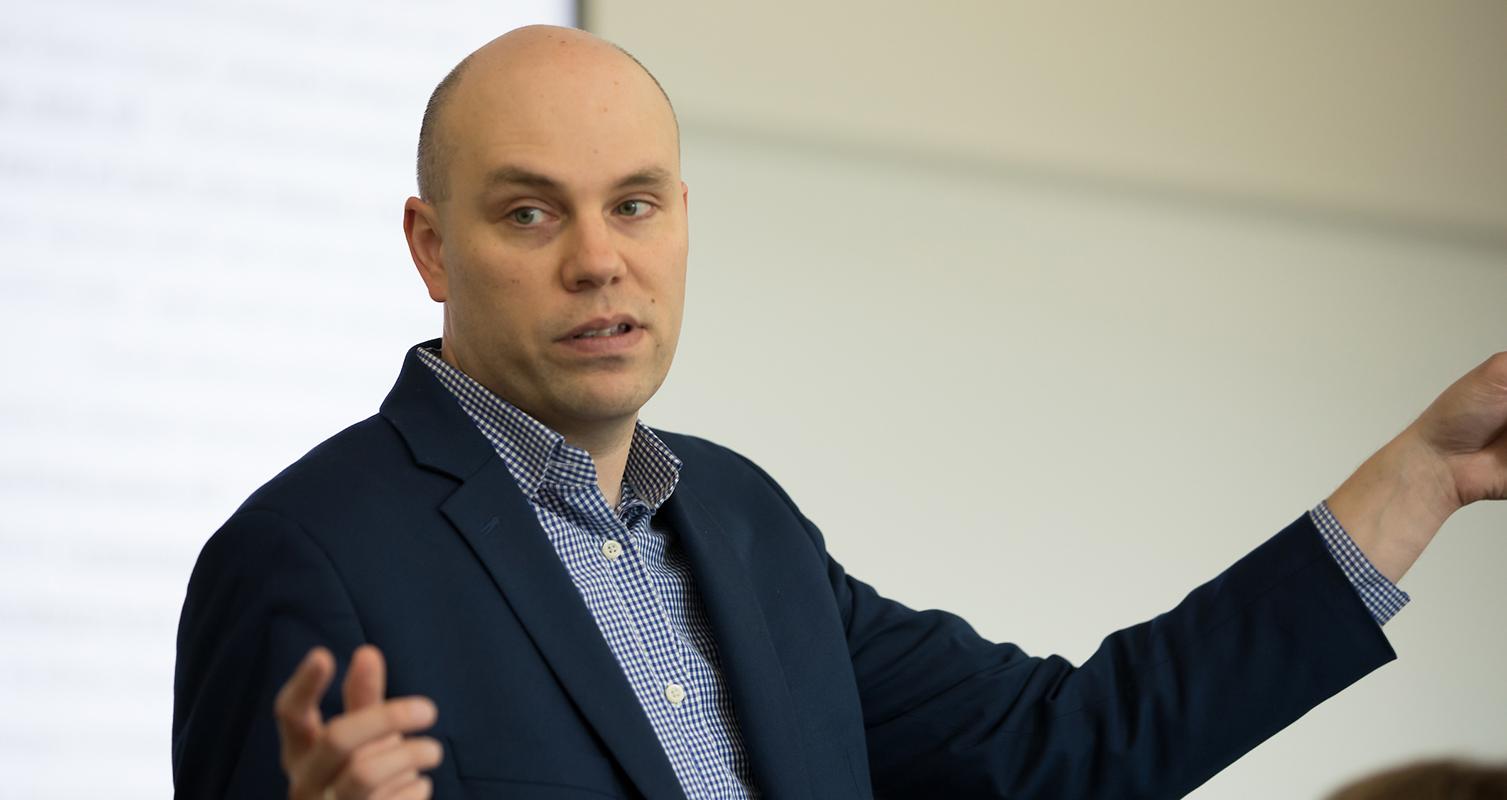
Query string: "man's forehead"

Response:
xmin=419 ymin=26 xmax=680 ymax=203
xmin=452 ymin=63 xmax=674 ymax=148
xmin=455 ymin=116 xmax=679 ymax=192
xmin=449 ymin=87 xmax=678 ymax=195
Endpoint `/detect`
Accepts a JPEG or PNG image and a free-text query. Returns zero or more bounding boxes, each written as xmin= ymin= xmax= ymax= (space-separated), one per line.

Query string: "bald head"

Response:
xmin=415 ymin=26 xmax=678 ymax=204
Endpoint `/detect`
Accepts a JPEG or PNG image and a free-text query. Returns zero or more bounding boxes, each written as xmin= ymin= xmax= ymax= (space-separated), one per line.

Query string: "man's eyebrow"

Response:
xmin=482 ymin=166 xmax=561 ymax=191
xmin=480 ymin=165 xmax=674 ymax=193
xmin=613 ymin=167 xmax=674 ymax=190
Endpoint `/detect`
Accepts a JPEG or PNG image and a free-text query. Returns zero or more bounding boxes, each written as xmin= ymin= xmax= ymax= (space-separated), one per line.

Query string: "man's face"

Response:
xmin=408 ymin=39 xmax=687 ymax=436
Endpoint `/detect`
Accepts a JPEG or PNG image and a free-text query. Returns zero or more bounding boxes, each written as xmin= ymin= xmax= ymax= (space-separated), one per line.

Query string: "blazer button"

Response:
xmin=602 ymin=539 xmax=624 ymax=561
xmin=665 ymin=682 xmax=686 ymax=707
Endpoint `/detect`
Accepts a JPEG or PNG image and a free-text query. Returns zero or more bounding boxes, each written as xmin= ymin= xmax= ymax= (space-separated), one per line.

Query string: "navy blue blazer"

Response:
xmin=173 ymin=342 xmax=1396 ymax=798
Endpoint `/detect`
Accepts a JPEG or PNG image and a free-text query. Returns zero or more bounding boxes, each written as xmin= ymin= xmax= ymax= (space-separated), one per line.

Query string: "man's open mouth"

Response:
xmin=573 ymin=323 xmax=634 ymax=339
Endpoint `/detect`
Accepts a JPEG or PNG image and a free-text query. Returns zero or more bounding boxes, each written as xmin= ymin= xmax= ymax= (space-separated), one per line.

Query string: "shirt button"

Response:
xmin=601 ymin=539 xmax=623 ymax=561
xmin=664 ymin=682 xmax=686 ymax=707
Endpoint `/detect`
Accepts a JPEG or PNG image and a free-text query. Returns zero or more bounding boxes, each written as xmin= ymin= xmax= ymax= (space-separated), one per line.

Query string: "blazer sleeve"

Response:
xmin=172 ymin=506 xmax=368 ymax=799
xmin=816 ymin=512 xmax=1397 ymax=799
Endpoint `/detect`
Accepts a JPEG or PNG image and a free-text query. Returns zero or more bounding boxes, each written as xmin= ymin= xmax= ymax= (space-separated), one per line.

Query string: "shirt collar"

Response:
xmin=415 ymin=346 xmax=681 ymax=510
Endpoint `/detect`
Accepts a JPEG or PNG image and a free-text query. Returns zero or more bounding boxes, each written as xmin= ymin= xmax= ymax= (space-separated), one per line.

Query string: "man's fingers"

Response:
xmin=274 ymin=647 xmax=334 ymax=749
xmin=329 ymin=736 xmax=443 ymax=799
xmin=1415 ymin=352 xmax=1507 ymax=505
xmin=298 ymin=696 xmax=438 ymax=791
xmin=1422 ymin=351 xmax=1507 ymax=453
xmin=343 ymin=643 xmax=387 ymax=712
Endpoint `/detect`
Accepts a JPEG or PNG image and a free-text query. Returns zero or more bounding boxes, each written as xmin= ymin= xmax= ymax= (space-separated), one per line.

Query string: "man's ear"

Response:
xmin=404 ymin=197 xmax=447 ymax=303
xmin=680 ymin=180 xmax=689 ymax=213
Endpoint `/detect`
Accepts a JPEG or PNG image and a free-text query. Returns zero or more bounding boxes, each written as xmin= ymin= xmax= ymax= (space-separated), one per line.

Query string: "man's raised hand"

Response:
xmin=1329 ymin=351 xmax=1507 ymax=583
xmin=1411 ymin=352 xmax=1507 ymax=507
xmin=274 ymin=645 xmax=443 ymax=800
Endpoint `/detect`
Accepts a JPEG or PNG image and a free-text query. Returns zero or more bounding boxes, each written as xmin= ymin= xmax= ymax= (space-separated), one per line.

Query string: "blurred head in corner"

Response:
xmin=1328 ymin=759 xmax=1507 ymax=800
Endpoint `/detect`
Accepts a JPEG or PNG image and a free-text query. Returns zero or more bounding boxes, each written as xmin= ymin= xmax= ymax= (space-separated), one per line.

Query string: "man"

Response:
xmin=172 ymin=24 xmax=1506 ymax=800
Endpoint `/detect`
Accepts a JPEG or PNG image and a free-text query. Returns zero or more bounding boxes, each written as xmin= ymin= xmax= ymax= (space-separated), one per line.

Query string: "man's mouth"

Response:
xmin=572 ymin=323 xmax=634 ymax=339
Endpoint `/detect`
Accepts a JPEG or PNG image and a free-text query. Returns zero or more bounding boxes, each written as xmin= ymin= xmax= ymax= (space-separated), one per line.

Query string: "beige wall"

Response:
xmin=593 ymin=3 xmax=1507 ymax=797
xmin=593 ymin=0 xmax=1507 ymax=243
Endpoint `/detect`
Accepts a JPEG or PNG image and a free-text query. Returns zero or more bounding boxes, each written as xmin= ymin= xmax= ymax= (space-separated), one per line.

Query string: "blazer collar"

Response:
xmin=378 ymin=339 xmax=496 ymax=482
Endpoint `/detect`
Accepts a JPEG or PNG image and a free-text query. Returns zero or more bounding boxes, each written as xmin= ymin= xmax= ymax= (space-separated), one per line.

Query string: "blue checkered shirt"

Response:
xmin=417 ymin=347 xmax=756 ymax=799
xmin=417 ymin=346 xmax=1409 ymax=798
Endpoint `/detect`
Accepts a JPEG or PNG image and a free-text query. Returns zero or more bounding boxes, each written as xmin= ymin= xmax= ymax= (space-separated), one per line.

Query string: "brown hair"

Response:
xmin=1328 ymin=759 xmax=1507 ymax=800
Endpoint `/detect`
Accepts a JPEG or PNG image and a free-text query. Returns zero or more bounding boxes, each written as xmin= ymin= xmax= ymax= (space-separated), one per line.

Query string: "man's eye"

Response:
xmin=509 ymin=207 xmax=546 ymax=226
xmin=616 ymin=200 xmax=654 ymax=218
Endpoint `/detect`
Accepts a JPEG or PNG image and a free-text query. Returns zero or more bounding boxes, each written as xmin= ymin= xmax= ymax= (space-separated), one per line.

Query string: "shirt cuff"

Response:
xmin=1310 ymin=500 xmax=1410 ymax=625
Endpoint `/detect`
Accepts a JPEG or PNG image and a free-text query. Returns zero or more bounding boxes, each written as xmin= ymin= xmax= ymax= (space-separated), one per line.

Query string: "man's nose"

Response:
xmin=561 ymin=214 xmax=626 ymax=290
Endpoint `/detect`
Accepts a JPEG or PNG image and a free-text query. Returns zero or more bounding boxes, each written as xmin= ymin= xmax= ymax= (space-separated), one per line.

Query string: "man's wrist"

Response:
xmin=1326 ymin=427 xmax=1459 ymax=584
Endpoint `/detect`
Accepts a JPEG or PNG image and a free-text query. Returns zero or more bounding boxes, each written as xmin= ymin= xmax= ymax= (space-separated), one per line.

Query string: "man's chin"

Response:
xmin=554 ymin=386 xmax=655 ymax=427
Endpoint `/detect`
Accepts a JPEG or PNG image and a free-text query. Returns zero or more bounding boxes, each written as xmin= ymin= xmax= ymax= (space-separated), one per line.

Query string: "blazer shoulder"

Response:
xmin=652 ymin=428 xmax=743 ymax=467
xmin=231 ymin=414 xmax=446 ymax=530
xmin=653 ymin=429 xmax=777 ymax=487
xmin=653 ymin=428 xmax=818 ymax=531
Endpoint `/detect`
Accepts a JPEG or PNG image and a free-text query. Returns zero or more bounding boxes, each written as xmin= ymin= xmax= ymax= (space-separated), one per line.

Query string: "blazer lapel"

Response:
xmin=381 ymin=343 xmax=685 ymax=800
xmin=441 ymin=460 xmax=688 ymax=800
xmin=661 ymin=485 xmax=815 ymax=800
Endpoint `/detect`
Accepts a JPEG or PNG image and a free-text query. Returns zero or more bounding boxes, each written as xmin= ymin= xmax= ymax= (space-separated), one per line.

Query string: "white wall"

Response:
xmin=601 ymin=3 xmax=1507 ymax=797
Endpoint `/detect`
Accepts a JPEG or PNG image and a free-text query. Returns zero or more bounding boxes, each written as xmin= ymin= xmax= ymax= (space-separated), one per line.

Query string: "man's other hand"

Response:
xmin=1329 ymin=351 xmax=1507 ymax=583
xmin=274 ymin=645 xmax=443 ymax=800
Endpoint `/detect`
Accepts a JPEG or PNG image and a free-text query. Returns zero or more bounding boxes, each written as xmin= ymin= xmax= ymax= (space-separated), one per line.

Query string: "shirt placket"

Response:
xmin=556 ymin=487 xmax=700 ymax=798
xmin=639 ymin=528 xmax=753 ymax=798
xmin=615 ymin=506 xmax=711 ymax=771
